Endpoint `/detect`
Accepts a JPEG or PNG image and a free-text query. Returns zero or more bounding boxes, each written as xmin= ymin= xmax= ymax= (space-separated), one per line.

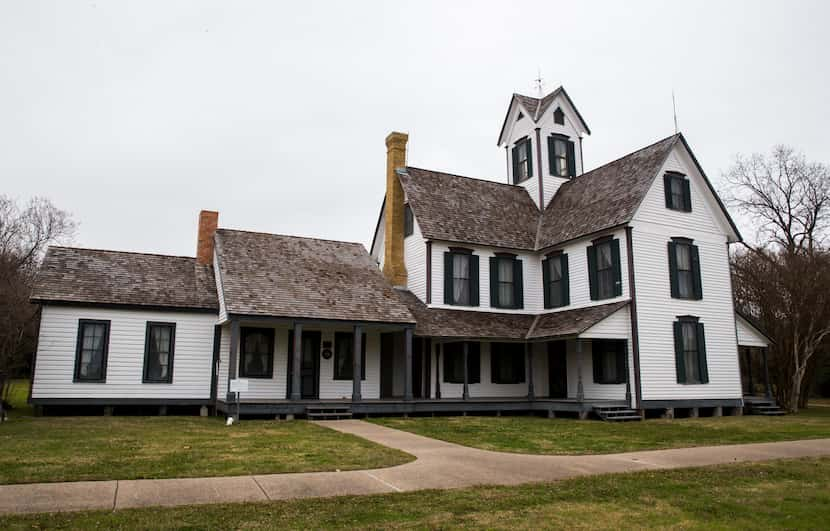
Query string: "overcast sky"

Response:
xmin=1 ymin=1 xmax=827 ymax=256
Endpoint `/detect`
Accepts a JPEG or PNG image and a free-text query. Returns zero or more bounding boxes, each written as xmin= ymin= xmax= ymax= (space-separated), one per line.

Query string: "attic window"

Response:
xmin=664 ymin=172 xmax=692 ymax=212
xmin=404 ymin=204 xmax=414 ymax=237
xmin=553 ymin=107 xmax=565 ymax=125
xmin=517 ymin=111 xmax=524 ymax=121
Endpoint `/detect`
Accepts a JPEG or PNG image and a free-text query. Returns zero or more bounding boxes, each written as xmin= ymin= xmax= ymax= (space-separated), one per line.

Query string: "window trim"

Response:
xmin=543 ymin=252 xmax=569 ymax=309
xmin=333 ymin=331 xmax=367 ymax=381
xmin=444 ymin=249 xmax=479 ymax=307
xmin=512 ymin=137 xmax=533 ymax=183
xmin=490 ymin=255 xmax=523 ymax=309
xmin=664 ymin=171 xmax=692 ymax=212
xmin=591 ymin=339 xmax=626 ymax=385
xmin=668 ymin=237 xmax=702 ymax=300
xmin=239 ymin=327 xmax=276 ymax=379
xmin=73 ymin=319 xmax=111 ymax=383
xmin=588 ymin=237 xmax=622 ymax=301
xmin=490 ymin=342 xmax=526 ymax=384
xmin=142 ymin=321 xmax=176 ymax=384
xmin=674 ymin=316 xmax=709 ymax=385
xmin=548 ymin=134 xmax=576 ymax=178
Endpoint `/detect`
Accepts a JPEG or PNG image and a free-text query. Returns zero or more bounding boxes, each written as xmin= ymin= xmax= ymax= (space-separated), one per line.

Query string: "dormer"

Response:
xmin=497 ymin=87 xmax=591 ymax=209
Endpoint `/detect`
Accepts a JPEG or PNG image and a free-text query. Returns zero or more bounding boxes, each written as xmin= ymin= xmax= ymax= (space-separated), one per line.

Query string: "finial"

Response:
xmin=534 ymin=68 xmax=544 ymax=97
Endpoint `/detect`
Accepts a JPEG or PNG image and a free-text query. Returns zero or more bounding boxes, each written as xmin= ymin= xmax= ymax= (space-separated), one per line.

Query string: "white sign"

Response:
xmin=229 ymin=379 xmax=249 ymax=393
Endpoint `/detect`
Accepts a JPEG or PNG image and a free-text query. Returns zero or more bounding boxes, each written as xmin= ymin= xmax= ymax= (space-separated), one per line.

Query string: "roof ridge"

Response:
xmin=216 ymin=228 xmax=364 ymax=247
xmin=47 ymin=246 xmax=197 ymax=261
xmin=405 ymin=166 xmax=524 ymax=191
xmin=579 ymin=133 xmax=679 ymax=180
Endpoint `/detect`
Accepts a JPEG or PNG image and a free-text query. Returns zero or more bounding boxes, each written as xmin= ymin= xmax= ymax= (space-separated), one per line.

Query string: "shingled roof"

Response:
xmin=400 ymin=134 xmax=681 ymax=251
xmin=498 ymin=87 xmax=592 ymax=144
xmin=215 ymin=229 xmax=414 ymax=324
xmin=31 ymin=247 xmax=218 ymax=310
xmin=526 ymin=301 xmax=629 ymax=339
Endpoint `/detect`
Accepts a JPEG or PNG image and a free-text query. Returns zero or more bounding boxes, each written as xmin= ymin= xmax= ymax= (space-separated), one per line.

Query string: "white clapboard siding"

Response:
xmin=566 ymin=338 xmax=631 ymax=401
xmin=217 ymin=324 xmax=382 ymax=401
xmin=735 ymin=315 xmax=769 ymax=348
xmin=32 ymin=305 xmax=217 ymax=399
xmin=404 ymin=217 xmax=427 ymax=300
xmin=630 ymin=143 xmax=743 ymax=401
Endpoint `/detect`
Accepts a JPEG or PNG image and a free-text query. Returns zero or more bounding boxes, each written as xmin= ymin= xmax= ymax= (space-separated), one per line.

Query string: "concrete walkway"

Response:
xmin=1 ymin=420 xmax=829 ymax=515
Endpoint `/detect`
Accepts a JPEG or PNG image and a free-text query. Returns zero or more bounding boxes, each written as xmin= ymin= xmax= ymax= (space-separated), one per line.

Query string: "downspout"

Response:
xmin=535 ymin=127 xmax=544 ymax=208
xmin=505 ymin=146 xmax=510 ymax=184
xmin=625 ymin=226 xmax=643 ymax=410
xmin=425 ymin=241 xmax=432 ymax=304
xmin=578 ymin=134 xmax=585 ymax=176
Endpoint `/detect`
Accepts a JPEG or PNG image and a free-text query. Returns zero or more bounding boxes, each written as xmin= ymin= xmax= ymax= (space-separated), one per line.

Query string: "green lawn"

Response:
xmin=0 ymin=415 xmax=412 ymax=485
xmin=372 ymin=408 xmax=830 ymax=455
xmin=2 ymin=457 xmax=828 ymax=529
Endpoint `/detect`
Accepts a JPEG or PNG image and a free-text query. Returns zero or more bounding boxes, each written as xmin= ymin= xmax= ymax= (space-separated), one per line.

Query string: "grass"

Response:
xmin=372 ymin=408 xmax=830 ymax=455
xmin=0 ymin=379 xmax=412 ymax=485
xmin=1 ymin=457 xmax=828 ymax=529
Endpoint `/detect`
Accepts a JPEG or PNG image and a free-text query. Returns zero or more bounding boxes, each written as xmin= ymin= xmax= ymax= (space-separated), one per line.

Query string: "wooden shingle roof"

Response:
xmin=31 ymin=247 xmax=218 ymax=311
xmin=215 ymin=229 xmax=414 ymax=324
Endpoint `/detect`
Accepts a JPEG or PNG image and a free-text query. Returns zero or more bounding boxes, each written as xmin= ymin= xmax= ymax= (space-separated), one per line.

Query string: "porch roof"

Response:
xmin=526 ymin=301 xmax=629 ymax=339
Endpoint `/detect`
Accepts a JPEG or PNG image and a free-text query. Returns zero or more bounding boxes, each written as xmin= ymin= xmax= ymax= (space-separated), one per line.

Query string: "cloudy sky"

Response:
xmin=1 ymin=1 xmax=827 ymax=255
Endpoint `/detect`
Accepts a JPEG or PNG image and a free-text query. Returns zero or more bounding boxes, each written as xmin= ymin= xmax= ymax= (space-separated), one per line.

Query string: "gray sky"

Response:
xmin=1 ymin=1 xmax=827 ymax=256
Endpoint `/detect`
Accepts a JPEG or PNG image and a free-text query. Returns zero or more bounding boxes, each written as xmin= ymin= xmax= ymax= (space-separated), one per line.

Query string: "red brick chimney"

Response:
xmin=196 ymin=210 xmax=219 ymax=265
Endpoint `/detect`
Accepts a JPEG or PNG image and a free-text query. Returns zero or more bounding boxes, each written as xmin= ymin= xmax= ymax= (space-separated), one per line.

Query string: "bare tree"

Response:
xmin=0 ymin=196 xmax=75 ymax=420
xmin=726 ymin=146 xmax=830 ymax=412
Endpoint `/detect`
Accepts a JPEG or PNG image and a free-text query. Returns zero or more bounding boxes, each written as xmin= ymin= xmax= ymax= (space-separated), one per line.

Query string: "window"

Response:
xmin=592 ymin=339 xmax=626 ymax=384
xmin=668 ymin=238 xmax=702 ymax=299
xmin=490 ymin=255 xmax=523 ymax=309
xmin=673 ymin=317 xmax=709 ymax=384
xmin=443 ymin=342 xmax=480 ymax=384
xmin=588 ymin=238 xmax=622 ymax=300
xmin=490 ymin=343 xmax=525 ymax=384
xmin=404 ymin=204 xmax=414 ymax=237
xmin=444 ymin=249 xmax=479 ymax=306
xmin=548 ymin=135 xmax=576 ymax=177
xmin=663 ymin=172 xmax=692 ymax=211
xmin=239 ymin=327 xmax=275 ymax=378
xmin=511 ymin=138 xmax=533 ymax=183
xmin=553 ymin=107 xmax=565 ymax=125
xmin=74 ymin=319 xmax=110 ymax=382
xmin=143 ymin=322 xmax=175 ymax=383
xmin=543 ymin=253 xmax=569 ymax=308
xmin=333 ymin=331 xmax=367 ymax=380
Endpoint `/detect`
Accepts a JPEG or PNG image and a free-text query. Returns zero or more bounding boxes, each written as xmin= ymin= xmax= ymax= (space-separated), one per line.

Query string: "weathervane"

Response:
xmin=534 ymin=68 xmax=544 ymax=97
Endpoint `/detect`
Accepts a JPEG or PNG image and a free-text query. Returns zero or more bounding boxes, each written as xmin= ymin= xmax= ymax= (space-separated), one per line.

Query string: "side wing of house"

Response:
xmin=735 ymin=314 xmax=770 ymax=348
xmin=630 ymin=139 xmax=743 ymax=406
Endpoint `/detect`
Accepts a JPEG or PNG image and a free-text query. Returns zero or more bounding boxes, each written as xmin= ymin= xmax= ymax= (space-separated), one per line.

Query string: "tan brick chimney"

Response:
xmin=196 ymin=210 xmax=219 ymax=265
xmin=382 ymin=132 xmax=408 ymax=287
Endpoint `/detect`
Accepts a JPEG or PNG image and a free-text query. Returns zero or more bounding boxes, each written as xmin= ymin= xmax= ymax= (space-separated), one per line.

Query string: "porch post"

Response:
xmin=525 ymin=342 xmax=535 ymax=400
xmin=745 ymin=348 xmax=754 ymax=394
xmin=624 ymin=340 xmax=632 ymax=404
xmin=763 ymin=347 xmax=772 ymax=399
xmin=291 ymin=322 xmax=303 ymax=400
xmin=352 ymin=325 xmax=362 ymax=402
xmin=576 ymin=339 xmax=584 ymax=402
xmin=435 ymin=342 xmax=442 ymax=399
xmin=404 ymin=327 xmax=413 ymax=401
xmin=227 ymin=318 xmax=240 ymax=404
xmin=462 ymin=341 xmax=470 ymax=400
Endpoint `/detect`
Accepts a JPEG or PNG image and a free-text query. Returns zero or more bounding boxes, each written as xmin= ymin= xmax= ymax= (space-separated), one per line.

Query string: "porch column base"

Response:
xmin=712 ymin=406 xmax=723 ymax=417
xmin=200 ymin=405 xmax=209 ymax=417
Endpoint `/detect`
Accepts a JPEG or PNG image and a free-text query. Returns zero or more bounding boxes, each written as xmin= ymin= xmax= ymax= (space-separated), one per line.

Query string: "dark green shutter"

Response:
xmin=542 ymin=257 xmax=551 ymax=309
xmin=674 ymin=322 xmax=686 ymax=383
xmin=547 ymin=137 xmax=555 ymax=176
xmin=513 ymin=259 xmax=523 ymax=309
xmin=511 ymin=146 xmax=519 ymax=184
xmin=611 ymin=239 xmax=622 ymax=297
xmin=489 ymin=257 xmax=498 ymax=307
xmin=525 ymin=140 xmax=533 ymax=177
xmin=667 ymin=241 xmax=679 ymax=298
xmin=682 ymin=179 xmax=692 ymax=212
xmin=587 ymin=245 xmax=598 ymax=300
xmin=615 ymin=341 xmax=626 ymax=384
xmin=469 ymin=254 xmax=480 ymax=306
xmin=697 ymin=323 xmax=709 ymax=384
xmin=592 ymin=341 xmax=602 ymax=383
xmin=691 ymin=244 xmax=702 ymax=299
xmin=561 ymin=253 xmax=570 ymax=306
xmin=663 ymin=174 xmax=673 ymax=208
xmin=566 ymin=141 xmax=576 ymax=177
xmin=444 ymin=252 xmax=454 ymax=304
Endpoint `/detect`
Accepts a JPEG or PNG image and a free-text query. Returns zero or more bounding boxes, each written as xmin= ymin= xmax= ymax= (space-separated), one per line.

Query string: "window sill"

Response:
xmin=73 ymin=379 xmax=107 ymax=384
xmin=142 ymin=380 xmax=174 ymax=384
xmin=239 ymin=375 xmax=274 ymax=379
xmin=333 ymin=377 xmax=367 ymax=381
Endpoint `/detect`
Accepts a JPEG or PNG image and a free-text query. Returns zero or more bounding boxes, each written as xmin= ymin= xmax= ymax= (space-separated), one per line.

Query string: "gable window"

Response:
xmin=490 ymin=255 xmax=523 ymax=309
xmin=404 ymin=204 xmax=414 ymax=237
xmin=668 ymin=238 xmax=702 ymax=299
xmin=664 ymin=172 xmax=692 ymax=212
xmin=543 ymin=252 xmax=570 ymax=309
xmin=444 ymin=249 xmax=479 ymax=306
xmin=490 ymin=342 xmax=525 ymax=384
xmin=511 ymin=138 xmax=533 ymax=183
xmin=443 ymin=342 xmax=480 ymax=384
xmin=74 ymin=319 xmax=110 ymax=382
xmin=553 ymin=107 xmax=565 ymax=125
xmin=333 ymin=331 xmax=367 ymax=380
xmin=547 ymin=135 xmax=576 ymax=178
xmin=587 ymin=238 xmax=622 ymax=300
xmin=240 ymin=327 xmax=275 ymax=378
xmin=143 ymin=322 xmax=175 ymax=383
xmin=673 ymin=317 xmax=709 ymax=384
xmin=592 ymin=339 xmax=626 ymax=384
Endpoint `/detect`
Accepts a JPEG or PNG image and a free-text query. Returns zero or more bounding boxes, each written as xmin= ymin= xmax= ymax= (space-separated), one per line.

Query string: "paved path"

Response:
xmin=1 ymin=420 xmax=829 ymax=515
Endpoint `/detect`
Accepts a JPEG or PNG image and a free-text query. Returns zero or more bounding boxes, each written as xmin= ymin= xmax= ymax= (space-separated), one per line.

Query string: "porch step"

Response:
xmin=747 ymin=400 xmax=787 ymax=416
xmin=305 ymin=405 xmax=353 ymax=420
xmin=593 ymin=405 xmax=642 ymax=422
